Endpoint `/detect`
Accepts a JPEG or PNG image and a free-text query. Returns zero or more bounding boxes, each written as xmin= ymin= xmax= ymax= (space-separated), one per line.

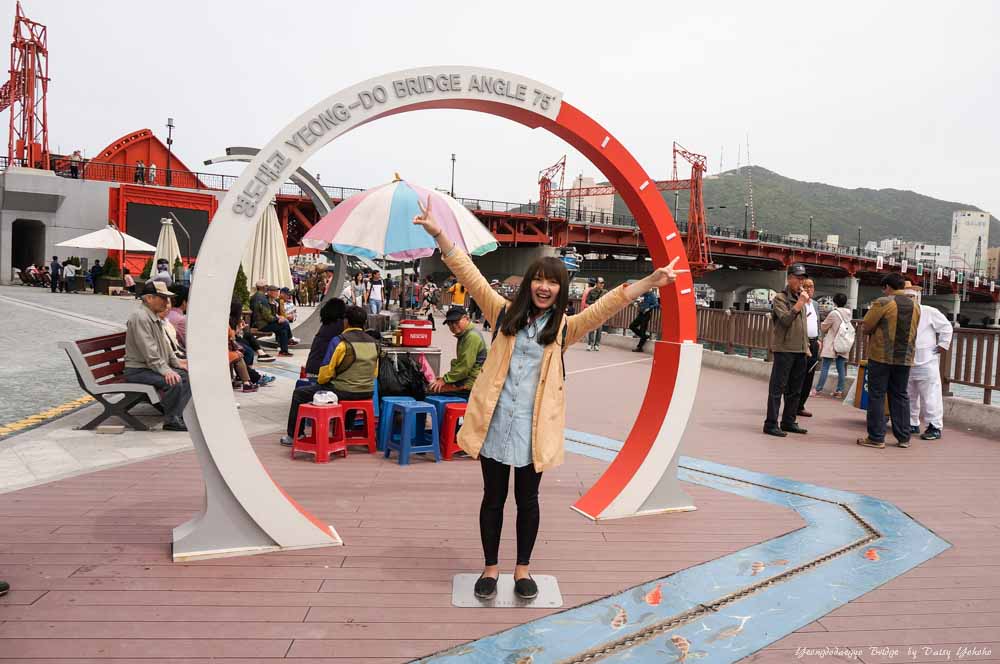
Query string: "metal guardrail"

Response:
xmin=695 ymin=307 xmax=1000 ymax=405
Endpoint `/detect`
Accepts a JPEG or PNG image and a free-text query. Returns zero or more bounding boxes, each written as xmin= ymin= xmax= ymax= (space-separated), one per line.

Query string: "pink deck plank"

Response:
xmin=1 ymin=358 xmax=998 ymax=662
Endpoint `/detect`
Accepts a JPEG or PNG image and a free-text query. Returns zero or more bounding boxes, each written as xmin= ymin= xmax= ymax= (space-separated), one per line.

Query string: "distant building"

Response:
xmin=950 ymin=210 xmax=990 ymax=273
xmin=565 ymin=176 xmax=615 ymax=223
xmin=901 ymin=242 xmax=951 ymax=268
xmin=870 ymin=238 xmax=903 ymax=256
xmin=826 ymin=234 xmax=839 ymax=246
xmin=787 ymin=233 xmax=808 ymax=243
xmin=988 ymin=247 xmax=1000 ymax=280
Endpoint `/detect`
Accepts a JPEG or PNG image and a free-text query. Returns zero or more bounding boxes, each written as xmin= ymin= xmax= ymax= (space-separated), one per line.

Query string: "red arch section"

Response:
xmin=86 ymin=128 xmax=204 ymax=188
xmin=354 ymin=97 xmax=697 ymax=519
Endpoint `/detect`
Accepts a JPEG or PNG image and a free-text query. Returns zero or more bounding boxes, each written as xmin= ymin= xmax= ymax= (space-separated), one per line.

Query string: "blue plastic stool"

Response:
xmin=377 ymin=397 xmax=416 ymax=452
xmin=422 ymin=395 xmax=467 ymax=426
xmin=384 ymin=401 xmax=440 ymax=465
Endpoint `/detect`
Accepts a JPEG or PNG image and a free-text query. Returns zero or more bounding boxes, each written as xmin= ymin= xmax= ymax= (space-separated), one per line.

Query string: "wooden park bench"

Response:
xmin=59 ymin=332 xmax=162 ymax=431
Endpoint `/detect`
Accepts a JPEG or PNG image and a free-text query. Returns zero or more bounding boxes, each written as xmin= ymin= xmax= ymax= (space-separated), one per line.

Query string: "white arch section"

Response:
xmin=175 ymin=66 xmax=700 ymax=561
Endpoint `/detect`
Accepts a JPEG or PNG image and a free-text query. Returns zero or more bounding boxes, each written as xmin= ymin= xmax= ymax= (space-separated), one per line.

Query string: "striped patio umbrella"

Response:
xmin=301 ymin=175 xmax=498 ymax=260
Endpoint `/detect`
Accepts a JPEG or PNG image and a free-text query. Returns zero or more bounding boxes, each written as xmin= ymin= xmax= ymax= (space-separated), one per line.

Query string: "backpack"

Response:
xmin=831 ymin=309 xmax=856 ymax=355
xmin=492 ymin=306 xmax=570 ymax=379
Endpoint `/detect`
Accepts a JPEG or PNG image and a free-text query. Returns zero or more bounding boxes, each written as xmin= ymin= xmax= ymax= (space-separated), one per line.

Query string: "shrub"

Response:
xmin=233 ymin=264 xmax=250 ymax=307
xmin=101 ymin=256 xmax=121 ymax=278
xmin=139 ymin=257 xmax=153 ymax=279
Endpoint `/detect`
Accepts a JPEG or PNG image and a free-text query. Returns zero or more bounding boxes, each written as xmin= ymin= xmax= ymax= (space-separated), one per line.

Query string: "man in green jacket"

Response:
xmin=429 ymin=306 xmax=487 ymax=398
xmin=857 ymin=272 xmax=921 ymax=449
xmin=763 ymin=264 xmax=812 ymax=437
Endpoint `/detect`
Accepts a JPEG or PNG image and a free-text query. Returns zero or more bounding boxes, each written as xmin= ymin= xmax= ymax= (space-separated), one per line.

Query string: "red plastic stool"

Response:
xmin=340 ymin=399 xmax=376 ymax=454
xmin=440 ymin=402 xmax=467 ymax=460
xmin=292 ymin=403 xmax=347 ymax=463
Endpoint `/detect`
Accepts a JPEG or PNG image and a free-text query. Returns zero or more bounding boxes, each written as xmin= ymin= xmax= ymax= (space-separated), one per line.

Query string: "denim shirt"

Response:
xmin=479 ymin=310 xmax=551 ymax=468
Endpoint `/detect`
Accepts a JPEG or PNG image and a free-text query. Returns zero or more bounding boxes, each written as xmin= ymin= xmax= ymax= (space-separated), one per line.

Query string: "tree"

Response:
xmin=233 ymin=264 xmax=250 ymax=308
xmin=139 ymin=257 xmax=153 ymax=279
xmin=102 ymin=256 xmax=121 ymax=278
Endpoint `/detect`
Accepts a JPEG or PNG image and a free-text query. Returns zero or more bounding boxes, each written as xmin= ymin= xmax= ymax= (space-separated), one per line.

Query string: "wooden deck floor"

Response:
xmin=2 ymin=345 xmax=999 ymax=662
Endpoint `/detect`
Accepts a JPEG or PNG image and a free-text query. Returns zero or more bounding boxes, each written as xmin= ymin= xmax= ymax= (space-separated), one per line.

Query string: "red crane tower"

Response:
xmin=672 ymin=141 xmax=712 ymax=275
xmin=543 ymin=142 xmax=714 ymax=275
xmin=0 ymin=2 xmax=49 ymax=169
xmin=537 ymin=154 xmax=565 ymax=218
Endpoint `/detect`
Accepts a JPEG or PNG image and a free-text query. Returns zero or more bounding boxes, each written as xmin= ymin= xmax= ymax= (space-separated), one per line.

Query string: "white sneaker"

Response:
xmin=586 ymin=345 xmax=593 ymax=351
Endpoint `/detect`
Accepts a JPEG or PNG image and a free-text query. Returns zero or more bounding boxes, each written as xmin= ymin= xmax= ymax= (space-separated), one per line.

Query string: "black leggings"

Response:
xmin=479 ymin=455 xmax=543 ymax=566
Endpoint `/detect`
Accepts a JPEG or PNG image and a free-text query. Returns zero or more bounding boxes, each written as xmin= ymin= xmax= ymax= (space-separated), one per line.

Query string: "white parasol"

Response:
xmin=242 ymin=200 xmax=293 ymax=289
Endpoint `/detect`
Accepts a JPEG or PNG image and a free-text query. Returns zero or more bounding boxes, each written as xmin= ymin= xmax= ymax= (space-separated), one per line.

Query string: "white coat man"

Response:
xmin=904 ymin=288 xmax=953 ymax=440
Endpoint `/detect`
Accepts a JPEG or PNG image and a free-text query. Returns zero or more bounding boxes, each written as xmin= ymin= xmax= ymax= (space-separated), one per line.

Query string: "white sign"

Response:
xmin=975 ymin=275 xmax=981 ymax=288
xmin=876 ymin=255 xmax=884 ymax=270
xmin=901 ymin=259 xmax=909 ymax=272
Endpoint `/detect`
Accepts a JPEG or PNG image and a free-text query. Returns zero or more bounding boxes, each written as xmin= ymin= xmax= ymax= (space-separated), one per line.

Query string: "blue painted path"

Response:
xmin=416 ymin=430 xmax=950 ymax=664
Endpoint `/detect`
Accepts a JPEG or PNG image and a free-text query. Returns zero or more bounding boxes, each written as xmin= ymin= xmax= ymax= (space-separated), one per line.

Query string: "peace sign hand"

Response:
xmin=413 ymin=196 xmax=443 ymax=238
xmin=648 ymin=256 xmax=688 ymax=288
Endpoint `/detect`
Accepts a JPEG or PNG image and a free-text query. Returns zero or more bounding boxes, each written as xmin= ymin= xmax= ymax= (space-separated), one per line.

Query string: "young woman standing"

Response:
xmin=413 ymin=199 xmax=682 ymax=600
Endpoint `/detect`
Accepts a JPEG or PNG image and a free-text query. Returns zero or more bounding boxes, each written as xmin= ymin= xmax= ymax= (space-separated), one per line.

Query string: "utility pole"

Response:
xmin=166 ymin=118 xmax=175 ymax=187
xmin=808 ymin=215 xmax=813 ymax=246
xmin=743 ymin=203 xmax=749 ymax=238
xmin=858 ymin=227 xmax=862 ymax=255
xmin=450 ymin=153 xmax=455 ymax=197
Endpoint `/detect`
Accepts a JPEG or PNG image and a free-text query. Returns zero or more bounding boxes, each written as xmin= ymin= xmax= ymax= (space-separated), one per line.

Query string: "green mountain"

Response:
xmin=613 ymin=166 xmax=998 ymax=247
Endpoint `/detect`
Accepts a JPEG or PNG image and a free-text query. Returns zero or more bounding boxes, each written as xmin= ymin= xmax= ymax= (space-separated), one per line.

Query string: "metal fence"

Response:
xmin=695 ymin=307 xmax=1000 ymax=404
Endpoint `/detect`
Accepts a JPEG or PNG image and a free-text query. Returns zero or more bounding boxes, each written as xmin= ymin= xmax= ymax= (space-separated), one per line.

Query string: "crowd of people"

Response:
xmin=764 ymin=265 xmax=953 ymax=448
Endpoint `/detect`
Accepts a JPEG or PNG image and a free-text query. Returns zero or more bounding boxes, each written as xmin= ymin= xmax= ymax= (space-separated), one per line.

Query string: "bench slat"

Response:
xmin=91 ymin=361 xmax=126 ymax=381
xmin=77 ymin=332 xmax=126 ymax=355
xmin=84 ymin=348 xmax=126 ymax=367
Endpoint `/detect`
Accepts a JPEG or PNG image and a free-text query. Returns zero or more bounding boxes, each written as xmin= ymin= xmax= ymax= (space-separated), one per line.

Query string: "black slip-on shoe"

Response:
xmin=163 ymin=419 xmax=188 ymax=432
xmin=474 ymin=575 xmax=498 ymax=600
xmin=514 ymin=576 xmax=538 ymax=600
xmin=910 ymin=425 xmax=921 ymax=435
xmin=780 ymin=423 xmax=808 ymax=434
xmin=763 ymin=426 xmax=787 ymax=437
xmin=921 ymin=426 xmax=942 ymax=440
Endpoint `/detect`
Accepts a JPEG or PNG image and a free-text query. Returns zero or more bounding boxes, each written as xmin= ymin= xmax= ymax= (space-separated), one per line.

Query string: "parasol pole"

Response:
xmin=110 ymin=220 xmax=126 ymax=273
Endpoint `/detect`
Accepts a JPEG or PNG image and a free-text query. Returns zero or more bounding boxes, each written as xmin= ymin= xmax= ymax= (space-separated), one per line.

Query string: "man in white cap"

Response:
xmin=903 ymin=284 xmax=952 ymax=440
xmin=123 ymin=280 xmax=191 ymax=431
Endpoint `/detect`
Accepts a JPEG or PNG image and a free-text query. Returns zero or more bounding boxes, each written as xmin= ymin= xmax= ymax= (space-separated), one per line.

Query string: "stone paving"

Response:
xmin=0 ymin=286 xmax=130 ymax=427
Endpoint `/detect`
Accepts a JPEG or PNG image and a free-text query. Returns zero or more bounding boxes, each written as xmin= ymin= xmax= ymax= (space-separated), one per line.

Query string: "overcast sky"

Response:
xmin=23 ymin=0 xmax=1000 ymax=221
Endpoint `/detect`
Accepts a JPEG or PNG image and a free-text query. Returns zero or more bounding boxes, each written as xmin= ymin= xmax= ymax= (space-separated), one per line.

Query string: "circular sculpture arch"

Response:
xmin=175 ymin=66 xmax=702 ymax=561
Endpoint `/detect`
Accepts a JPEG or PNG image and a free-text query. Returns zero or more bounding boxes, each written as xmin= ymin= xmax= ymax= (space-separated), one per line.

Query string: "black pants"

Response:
xmin=261 ymin=320 xmax=292 ymax=353
xmin=629 ymin=310 xmax=652 ymax=350
xmin=765 ymin=352 xmax=807 ymax=428
xmin=479 ymin=455 xmax=543 ymax=566
xmin=123 ymin=367 xmax=191 ymax=422
xmin=286 ymin=382 xmax=372 ymax=436
xmin=866 ymin=359 xmax=912 ymax=443
xmin=798 ymin=338 xmax=820 ymax=412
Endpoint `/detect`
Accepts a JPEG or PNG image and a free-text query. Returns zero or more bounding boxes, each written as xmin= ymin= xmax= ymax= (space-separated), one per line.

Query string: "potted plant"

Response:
xmin=95 ymin=256 xmax=125 ymax=295
xmin=135 ymin=256 xmax=153 ymax=294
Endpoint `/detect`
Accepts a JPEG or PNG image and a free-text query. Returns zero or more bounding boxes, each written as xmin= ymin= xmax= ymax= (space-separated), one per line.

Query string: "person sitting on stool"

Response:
xmin=429 ymin=306 xmax=487 ymax=399
xmin=280 ymin=305 xmax=376 ymax=446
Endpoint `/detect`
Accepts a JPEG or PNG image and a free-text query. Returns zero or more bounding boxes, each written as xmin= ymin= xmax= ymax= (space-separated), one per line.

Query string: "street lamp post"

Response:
xmin=743 ymin=203 xmax=749 ymax=238
xmin=808 ymin=215 xmax=813 ymax=246
xmin=450 ymin=153 xmax=455 ymax=197
xmin=166 ymin=118 xmax=175 ymax=187
xmin=857 ymin=227 xmax=862 ymax=255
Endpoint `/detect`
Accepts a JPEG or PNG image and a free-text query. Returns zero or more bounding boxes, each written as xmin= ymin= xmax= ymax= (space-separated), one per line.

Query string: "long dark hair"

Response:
xmin=498 ymin=256 xmax=569 ymax=346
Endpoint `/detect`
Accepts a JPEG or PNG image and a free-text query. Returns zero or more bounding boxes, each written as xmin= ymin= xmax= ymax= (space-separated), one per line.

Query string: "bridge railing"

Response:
xmin=694 ymin=307 xmax=1000 ymax=404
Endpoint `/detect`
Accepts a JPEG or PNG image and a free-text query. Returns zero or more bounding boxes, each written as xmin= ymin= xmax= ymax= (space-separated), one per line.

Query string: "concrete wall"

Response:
xmin=1 ymin=168 xmax=116 ymax=281
xmin=0 ymin=167 xmax=228 ymax=283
